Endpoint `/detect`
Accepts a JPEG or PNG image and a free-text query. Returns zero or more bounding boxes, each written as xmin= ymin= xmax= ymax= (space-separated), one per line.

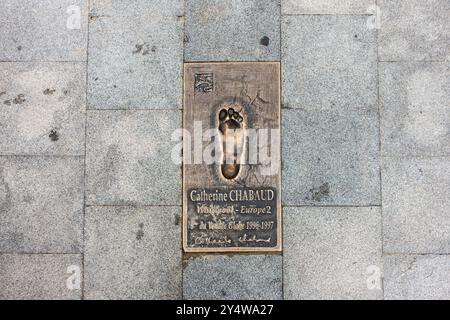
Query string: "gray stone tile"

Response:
xmin=0 ymin=0 xmax=88 ymax=61
xmin=0 ymin=156 xmax=84 ymax=253
xmin=0 ymin=62 xmax=86 ymax=156
xmin=86 ymin=110 xmax=181 ymax=206
xmin=90 ymin=0 xmax=184 ymax=17
xmin=282 ymin=109 xmax=380 ymax=206
xmin=282 ymin=15 xmax=377 ymax=111
xmin=88 ymin=0 xmax=183 ymax=109
xmin=0 ymin=254 xmax=82 ymax=300
xmin=183 ymin=255 xmax=282 ymax=300
xmin=84 ymin=206 xmax=181 ymax=300
xmin=282 ymin=0 xmax=374 ymax=14
xmin=382 ymin=157 xmax=450 ymax=254
xmin=380 ymin=62 xmax=450 ymax=157
xmin=384 ymin=255 xmax=450 ymax=300
xmin=284 ymin=207 xmax=382 ymax=300
xmin=378 ymin=0 xmax=450 ymax=61
xmin=184 ymin=0 xmax=280 ymax=61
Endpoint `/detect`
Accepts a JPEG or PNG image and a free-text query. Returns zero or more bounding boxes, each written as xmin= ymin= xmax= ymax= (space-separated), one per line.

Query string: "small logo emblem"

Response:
xmin=194 ymin=73 xmax=214 ymax=93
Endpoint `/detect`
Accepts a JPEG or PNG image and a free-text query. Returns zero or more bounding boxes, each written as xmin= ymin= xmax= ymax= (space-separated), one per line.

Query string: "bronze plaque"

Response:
xmin=183 ymin=62 xmax=281 ymax=253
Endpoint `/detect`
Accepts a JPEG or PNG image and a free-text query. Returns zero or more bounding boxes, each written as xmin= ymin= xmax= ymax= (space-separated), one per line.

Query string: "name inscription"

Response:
xmin=187 ymin=187 xmax=278 ymax=248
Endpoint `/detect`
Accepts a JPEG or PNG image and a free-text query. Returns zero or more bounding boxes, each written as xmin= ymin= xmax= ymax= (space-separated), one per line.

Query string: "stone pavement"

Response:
xmin=0 ymin=0 xmax=449 ymax=300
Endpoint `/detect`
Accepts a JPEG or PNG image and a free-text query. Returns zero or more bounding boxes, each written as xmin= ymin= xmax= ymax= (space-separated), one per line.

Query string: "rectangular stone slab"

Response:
xmin=183 ymin=62 xmax=281 ymax=253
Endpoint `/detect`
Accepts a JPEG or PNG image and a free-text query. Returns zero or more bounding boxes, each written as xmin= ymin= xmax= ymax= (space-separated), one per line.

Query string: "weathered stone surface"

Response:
xmin=0 ymin=63 xmax=86 ymax=156
xmin=282 ymin=0 xmax=375 ymax=14
xmin=184 ymin=0 xmax=280 ymax=61
xmin=84 ymin=206 xmax=181 ymax=300
xmin=282 ymin=15 xmax=377 ymax=111
xmin=380 ymin=62 xmax=450 ymax=157
xmin=1 ymin=0 xmax=449 ymax=302
xmin=378 ymin=0 xmax=450 ymax=61
xmin=284 ymin=207 xmax=382 ymax=300
xmin=90 ymin=0 xmax=184 ymax=17
xmin=88 ymin=0 xmax=183 ymax=109
xmin=0 ymin=254 xmax=82 ymax=300
xmin=0 ymin=0 xmax=88 ymax=61
xmin=382 ymin=157 xmax=450 ymax=254
xmin=85 ymin=110 xmax=181 ymax=206
xmin=282 ymin=109 xmax=380 ymax=206
xmin=384 ymin=255 xmax=450 ymax=300
xmin=0 ymin=156 xmax=84 ymax=253
xmin=183 ymin=255 xmax=282 ymax=300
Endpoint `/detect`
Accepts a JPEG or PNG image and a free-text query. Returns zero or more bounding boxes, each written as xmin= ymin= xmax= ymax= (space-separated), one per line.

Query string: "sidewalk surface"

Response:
xmin=0 ymin=0 xmax=449 ymax=300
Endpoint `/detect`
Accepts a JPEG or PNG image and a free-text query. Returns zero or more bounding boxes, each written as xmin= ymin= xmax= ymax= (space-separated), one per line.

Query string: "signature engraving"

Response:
xmin=238 ymin=233 xmax=271 ymax=243
xmin=193 ymin=234 xmax=231 ymax=245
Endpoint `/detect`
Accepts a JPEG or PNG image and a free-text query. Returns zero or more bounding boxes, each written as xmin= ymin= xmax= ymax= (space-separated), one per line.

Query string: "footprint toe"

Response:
xmin=219 ymin=109 xmax=228 ymax=121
